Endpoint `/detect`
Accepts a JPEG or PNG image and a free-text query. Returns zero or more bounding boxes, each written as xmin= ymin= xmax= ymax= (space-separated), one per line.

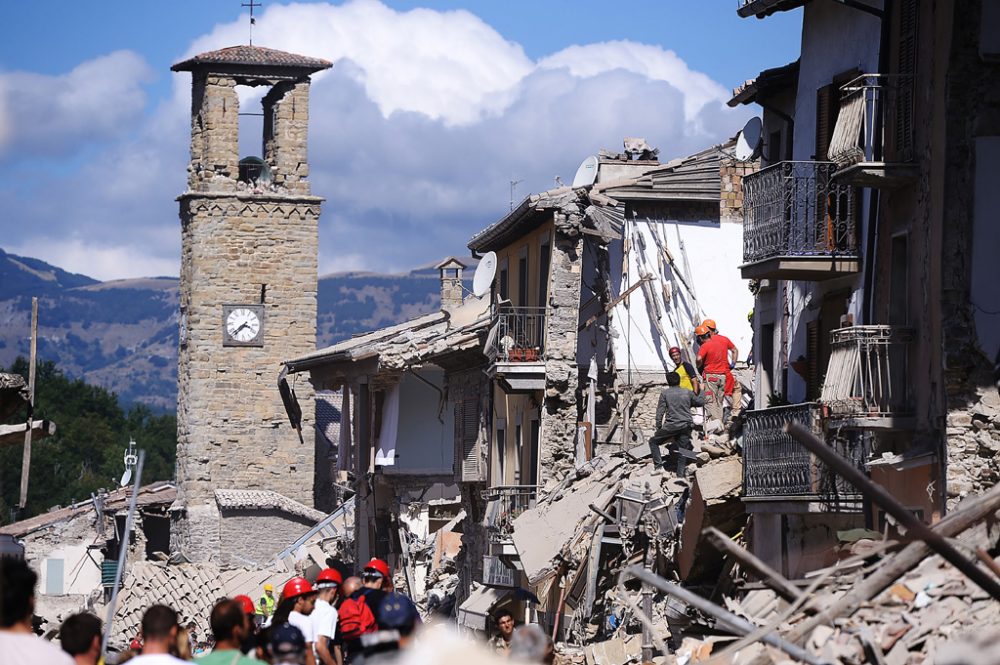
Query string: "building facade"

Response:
xmin=733 ymin=0 xmax=1000 ymax=577
xmin=171 ymin=45 xmax=331 ymax=564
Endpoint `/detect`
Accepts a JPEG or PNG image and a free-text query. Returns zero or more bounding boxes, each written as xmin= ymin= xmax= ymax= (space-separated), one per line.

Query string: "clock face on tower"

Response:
xmin=222 ymin=304 xmax=265 ymax=347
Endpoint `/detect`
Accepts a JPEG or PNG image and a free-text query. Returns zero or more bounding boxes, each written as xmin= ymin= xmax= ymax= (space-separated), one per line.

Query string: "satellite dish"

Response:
xmin=120 ymin=468 xmax=132 ymax=488
xmin=572 ymin=155 xmax=599 ymax=188
xmin=473 ymin=251 xmax=498 ymax=298
xmin=734 ymin=117 xmax=763 ymax=162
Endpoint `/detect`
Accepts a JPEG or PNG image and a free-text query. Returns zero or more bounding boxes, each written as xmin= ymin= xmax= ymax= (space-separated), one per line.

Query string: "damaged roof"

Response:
xmin=171 ymin=45 xmax=333 ymax=74
xmin=284 ymin=296 xmax=490 ymax=375
xmin=729 ymin=59 xmax=800 ymax=107
xmin=215 ymin=489 xmax=326 ymax=522
xmin=0 ymin=481 xmax=176 ymax=538
xmin=737 ymin=0 xmax=811 ymax=19
xmin=598 ymin=140 xmax=737 ymax=202
xmin=0 ymin=372 xmax=28 ymax=420
xmin=467 ymin=187 xmax=582 ymax=253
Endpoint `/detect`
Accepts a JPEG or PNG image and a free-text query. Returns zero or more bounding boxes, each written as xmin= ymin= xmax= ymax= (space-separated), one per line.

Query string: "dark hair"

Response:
xmin=61 ymin=612 xmax=102 ymax=655
xmin=493 ymin=608 xmax=513 ymax=625
xmin=141 ymin=604 xmax=178 ymax=640
xmin=210 ymin=599 xmax=245 ymax=643
xmin=271 ymin=597 xmax=296 ymax=628
xmin=0 ymin=558 xmax=36 ymax=627
xmin=666 ymin=371 xmax=681 ymax=386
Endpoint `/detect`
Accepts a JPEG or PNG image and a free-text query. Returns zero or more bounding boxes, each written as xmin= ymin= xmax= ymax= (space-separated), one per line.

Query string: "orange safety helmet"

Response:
xmin=694 ymin=325 xmax=709 ymax=337
xmin=702 ymin=318 xmax=717 ymax=331
xmin=363 ymin=558 xmax=391 ymax=579
xmin=282 ymin=577 xmax=315 ymax=601
xmin=315 ymin=568 xmax=343 ymax=588
xmin=233 ymin=594 xmax=256 ymax=616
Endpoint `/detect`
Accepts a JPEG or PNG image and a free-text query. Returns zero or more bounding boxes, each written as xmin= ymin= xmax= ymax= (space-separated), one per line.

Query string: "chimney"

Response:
xmin=719 ymin=151 xmax=759 ymax=224
xmin=436 ymin=257 xmax=467 ymax=311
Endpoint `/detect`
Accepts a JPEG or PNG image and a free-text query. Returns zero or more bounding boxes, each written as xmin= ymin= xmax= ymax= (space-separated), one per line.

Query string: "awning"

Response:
xmin=457 ymin=585 xmax=513 ymax=631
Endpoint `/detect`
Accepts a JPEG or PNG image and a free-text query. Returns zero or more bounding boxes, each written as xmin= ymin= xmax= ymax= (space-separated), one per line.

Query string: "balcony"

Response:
xmin=482 ymin=554 xmax=518 ymax=587
xmin=482 ymin=485 xmax=536 ymax=546
xmin=829 ymin=75 xmax=917 ymax=189
xmin=742 ymin=402 xmax=864 ymax=509
xmin=488 ymin=305 xmax=546 ymax=392
xmin=740 ymin=161 xmax=861 ymax=281
xmin=820 ymin=325 xmax=914 ymax=430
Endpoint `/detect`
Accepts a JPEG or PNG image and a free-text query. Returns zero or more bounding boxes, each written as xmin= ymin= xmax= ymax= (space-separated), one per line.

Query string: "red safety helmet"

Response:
xmin=234 ymin=594 xmax=256 ymax=616
xmin=282 ymin=577 xmax=315 ymax=600
xmin=668 ymin=346 xmax=681 ymax=355
xmin=316 ymin=568 xmax=343 ymax=588
xmin=702 ymin=318 xmax=717 ymax=331
xmin=363 ymin=558 xmax=391 ymax=579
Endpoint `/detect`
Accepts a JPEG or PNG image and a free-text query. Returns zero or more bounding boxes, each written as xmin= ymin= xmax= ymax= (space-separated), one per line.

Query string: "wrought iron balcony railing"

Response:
xmin=820 ymin=325 xmax=914 ymax=428
xmin=482 ymin=485 xmax=536 ymax=543
xmin=831 ymin=74 xmax=915 ymax=169
xmin=742 ymin=402 xmax=864 ymax=503
xmin=742 ymin=161 xmax=858 ymax=265
xmin=490 ymin=306 xmax=546 ymax=363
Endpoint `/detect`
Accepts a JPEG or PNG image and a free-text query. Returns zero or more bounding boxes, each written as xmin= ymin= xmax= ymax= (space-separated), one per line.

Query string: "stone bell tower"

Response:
xmin=170 ymin=46 xmax=331 ymax=563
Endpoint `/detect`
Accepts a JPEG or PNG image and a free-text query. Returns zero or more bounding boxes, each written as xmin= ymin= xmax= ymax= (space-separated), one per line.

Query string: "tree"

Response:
xmin=0 ymin=358 xmax=176 ymax=523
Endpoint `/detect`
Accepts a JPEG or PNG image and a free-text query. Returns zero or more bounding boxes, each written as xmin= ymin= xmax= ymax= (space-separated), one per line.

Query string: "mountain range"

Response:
xmin=0 ymin=248 xmax=472 ymax=410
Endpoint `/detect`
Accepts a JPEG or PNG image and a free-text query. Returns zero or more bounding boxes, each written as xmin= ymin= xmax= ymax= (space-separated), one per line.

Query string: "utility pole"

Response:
xmin=18 ymin=297 xmax=38 ymax=511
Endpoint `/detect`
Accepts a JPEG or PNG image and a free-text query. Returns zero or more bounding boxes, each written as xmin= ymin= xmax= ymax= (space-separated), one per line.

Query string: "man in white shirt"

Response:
xmin=129 ymin=604 xmax=188 ymax=664
xmin=282 ymin=577 xmax=318 ymax=665
xmin=311 ymin=568 xmax=341 ymax=665
xmin=0 ymin=558 xmax=74 ymax=665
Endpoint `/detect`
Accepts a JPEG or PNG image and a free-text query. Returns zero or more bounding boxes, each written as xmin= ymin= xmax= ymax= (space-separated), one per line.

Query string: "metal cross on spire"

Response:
xmin=242 ymin=0 xmax=261 ymax=45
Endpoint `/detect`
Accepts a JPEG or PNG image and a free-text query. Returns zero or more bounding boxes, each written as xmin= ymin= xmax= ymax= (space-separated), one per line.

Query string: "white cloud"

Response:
xmin=0 ymin=50 xmax=153 ymax=159
xmin=2 ymin=1 xmax=750 ymax=280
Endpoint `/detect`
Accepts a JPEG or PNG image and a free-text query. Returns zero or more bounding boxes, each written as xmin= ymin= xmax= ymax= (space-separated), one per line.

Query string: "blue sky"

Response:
xmin=0 ymin=1 xmax=801 ymax=279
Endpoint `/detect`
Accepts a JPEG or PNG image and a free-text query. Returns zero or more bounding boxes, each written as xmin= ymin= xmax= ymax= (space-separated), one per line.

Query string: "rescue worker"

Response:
xmin=273 ymin=578 xmax=318 ymax=665
xmin=259 ymin=584 xmax=277 ymax=620
xmin=233 ymin=594 xmax=260 ymax=655
xmin=668 ymin=346 xmax=700 ymax=394
xmin=649 ymin=371 xmax=705 ymax=475
xmin=696 ymin=320 xmax=741 ymax=426
xmin=312 ymin=568 xmax=342 ymax=665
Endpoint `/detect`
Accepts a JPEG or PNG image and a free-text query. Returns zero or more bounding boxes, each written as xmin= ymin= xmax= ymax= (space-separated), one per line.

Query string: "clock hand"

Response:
xmin=232 ymin=322 xmax=249 ymax=335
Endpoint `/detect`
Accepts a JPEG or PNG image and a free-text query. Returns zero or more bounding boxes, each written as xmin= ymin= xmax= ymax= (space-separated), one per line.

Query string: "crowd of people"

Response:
xmin=1 ymin=552 xmax=565 ymax=665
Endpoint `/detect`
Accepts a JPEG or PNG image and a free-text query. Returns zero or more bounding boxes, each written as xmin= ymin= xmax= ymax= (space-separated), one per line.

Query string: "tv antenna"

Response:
xmin=120 ymin=438 xmax=138 ymax=487
xmin=509 ymin=179 xmax=523 ymax=211
xmin=734 ymin=116 xmax=763 ymax=162
xmin=242 ymin=0 xmax=261 ymax=46
xmin=472 ymin=252 xmax=498 ymax=298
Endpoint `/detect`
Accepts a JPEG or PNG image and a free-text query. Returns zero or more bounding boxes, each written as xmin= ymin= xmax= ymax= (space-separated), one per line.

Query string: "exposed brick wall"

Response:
xmin=719 ymin=156 xmax=759 ymax=225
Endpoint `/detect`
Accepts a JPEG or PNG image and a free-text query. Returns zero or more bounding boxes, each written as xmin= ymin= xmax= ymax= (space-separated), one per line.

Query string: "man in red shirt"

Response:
xmin=696 ymin=319 xmax=741 ymax=426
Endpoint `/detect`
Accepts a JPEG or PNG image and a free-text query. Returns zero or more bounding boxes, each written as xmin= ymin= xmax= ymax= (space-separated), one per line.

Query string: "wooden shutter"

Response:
xmin=815 ymin=84 xmax=835 ymax=161
xmin=457 ymin=395 xmax=484 ymax=482
xmin=895 ymin=0 xmax=918 ymax=161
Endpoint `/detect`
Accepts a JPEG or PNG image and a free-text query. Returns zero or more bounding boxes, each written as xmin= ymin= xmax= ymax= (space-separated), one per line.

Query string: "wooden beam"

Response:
xmin=0 ymin=420 xmax=56 ymax=448
xmin=18 ymin=297 xmax=38 ymax=509
xmin=578 ymin=275 xmax=653 ymax=332
xmin=704 ymin=526 xmax=804 ymax=604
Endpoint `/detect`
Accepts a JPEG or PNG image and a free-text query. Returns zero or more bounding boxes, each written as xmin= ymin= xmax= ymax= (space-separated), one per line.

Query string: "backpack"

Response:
xmin=338 ymin=591 xmax=377 ymax=641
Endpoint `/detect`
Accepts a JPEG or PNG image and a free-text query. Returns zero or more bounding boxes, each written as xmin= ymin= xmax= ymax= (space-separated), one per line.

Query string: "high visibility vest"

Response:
xmin=259 ymin=594 xmax=275 ymax=617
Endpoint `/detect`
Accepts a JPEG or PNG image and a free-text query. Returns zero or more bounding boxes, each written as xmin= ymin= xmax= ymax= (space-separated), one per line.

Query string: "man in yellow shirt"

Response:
xmin=669 ymin=347 xmax=701 ymax=394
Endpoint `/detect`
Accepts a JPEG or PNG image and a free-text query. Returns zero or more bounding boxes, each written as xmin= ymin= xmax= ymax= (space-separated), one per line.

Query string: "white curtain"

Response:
xmin=375 ymin=383 xmax=400 ymax=466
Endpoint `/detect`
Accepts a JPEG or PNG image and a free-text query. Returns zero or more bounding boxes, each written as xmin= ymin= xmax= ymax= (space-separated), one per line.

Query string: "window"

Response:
xmin=494 ymin=422 xmax=506 ymax=485
xmin=528 ymin=419 xmax=540 ymax=485
xmin=889 ymin=234 xmax=909 ymax=325
xmin=768 ymin=130 xmax=783 ymax=165
xmin=538 ymin=240 xmax=551 ymax=308
xmin=45 ymin=559 xmax=64 ymax=595
xmin=514 ymin=423 xmax=523 ymax=484
xmin=499 ymin=259 xmax=509 ymax=301
xmin=517 ymin=250 xmax=529 ymax=307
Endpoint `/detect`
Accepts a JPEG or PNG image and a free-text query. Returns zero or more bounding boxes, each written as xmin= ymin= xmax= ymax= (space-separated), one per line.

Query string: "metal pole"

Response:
xmin=626 ymin=565 xmax=831 ymax=665
xmin=785 ymin=422 xmax=1000 ymax=601
xmin=640 ymin=584 xmax=654 ymax=662
xmin=18 ymin=297 xmax=38 ymax=509
xmin=101 ymin=449 xmax=145 ymax=659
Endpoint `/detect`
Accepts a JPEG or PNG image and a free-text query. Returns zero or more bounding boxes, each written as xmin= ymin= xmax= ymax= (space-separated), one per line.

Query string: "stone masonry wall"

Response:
xmin=263 ymin=81 xmax=312 ymax=195
xmin=176 ymin=195 xmax=320 ymax=516
xmin=719 ymin=156 xmax=759 ymax=225
xmin=218 ymin=510 xmax=314 ymax=568
xmin=189 ymin=73 xmax=240 ymax=190
xmin=537 ymin=211 xmax=585 ymax=495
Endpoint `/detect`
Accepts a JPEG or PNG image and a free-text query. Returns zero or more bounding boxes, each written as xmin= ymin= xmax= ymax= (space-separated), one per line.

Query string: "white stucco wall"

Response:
xmin=383 ymin=369 xmax=455 ymax=475
xmin=39 ymin=545 xmax=102 ymax=596
xmin=601 ymin=216 xmax=753 ymax=374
